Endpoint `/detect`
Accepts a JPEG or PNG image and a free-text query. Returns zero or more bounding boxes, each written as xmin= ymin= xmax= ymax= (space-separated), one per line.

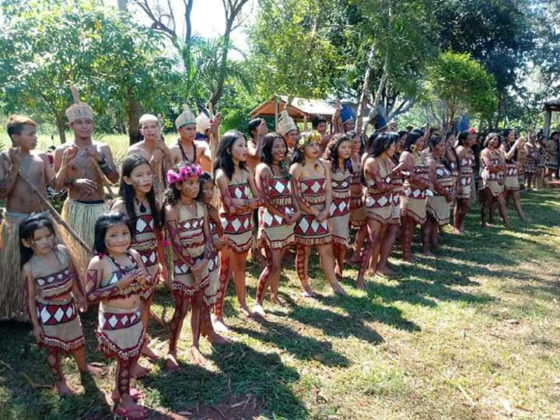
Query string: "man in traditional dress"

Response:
xmin=277 ymin=110 xmax=299 ymax=152
xmin=127 ymin=114 xmax=171 ymax=201
xmin=169 ymin=105 xmax=212 ymax=168
xmin=54 ymin=91 xmax=119 ymax=250
xmin=0 ymin=115 xmax=55 ymax=321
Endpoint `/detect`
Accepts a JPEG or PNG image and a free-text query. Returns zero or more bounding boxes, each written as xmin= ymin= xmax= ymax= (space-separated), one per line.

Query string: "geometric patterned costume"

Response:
xmin=131 ymin=212 xmax=161 ymax=300
xmin=364 ymin=157 xmax=394 ymax=224
xmin=400 ymin=152 xmax=429 ymax=224
xmin=328 ymin=169 xmax=351 ymax=245
xmin=258 ymin=175 xmax=295 ymax=249
xmin=220 ymin=172 xmax=254 ymax=253
xmin=426 ymin=160 xmax=454 ymax=226
xmin=294 ymin=176 xmax=332 ymax=246
xmin=457 ymin=153 xmax=474 ymax=199
xmin=480 ymin=151 xmax=505 ymax=197
xmin=31 ymin=249 xmax=85 ymax=353
xmin=349 ymin=165 xmax=366 ymax=228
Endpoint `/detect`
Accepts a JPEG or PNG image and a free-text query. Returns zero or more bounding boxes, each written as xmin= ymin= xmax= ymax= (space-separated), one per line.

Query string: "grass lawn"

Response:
xmin=0 ymin=162 xmax=559 ymax=417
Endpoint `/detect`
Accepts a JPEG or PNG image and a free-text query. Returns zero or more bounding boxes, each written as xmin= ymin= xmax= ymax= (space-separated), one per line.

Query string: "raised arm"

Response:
xmin=0 ymin=150 xmax=21 ymax=199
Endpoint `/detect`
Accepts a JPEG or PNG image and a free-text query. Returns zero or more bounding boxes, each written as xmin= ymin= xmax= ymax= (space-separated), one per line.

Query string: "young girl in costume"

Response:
xmin=197 ymin=172 xmax=230 ymax=344
xmin=348 ymin=131 xmax=367 ymax=264
xmin=378 ymin=131 xmax=407 ymax=275
xmin=423 ymin=137 xmax=455 ymax=254
xmin=20 ymin=214 xmax=97 ymax=396
xmin=164 ymin=163 xmax=212 ymax=368
xmin=111 ymin=155 xmax=166 ymax=367
xmin=453 ymin=130 xmax=475 ymax=234
xmin=356 ymin=133 xmax=397 ymax=287
xmin=500 ymin=129 xmax=525 ymax=220
xmin=254 ymin=133 xmax=300 ymax=315
xmin=325 ymin=134 xmax=353 ymax=278
xmin=86 ymin=212 xmax=149 ymax=419
xmin=479 ymin=133 xmax=509 ymax=228
xmin=399 ymin=130 xmax=430 ymax=263
xmin=290 ymin=131 xmax=346 ymax=297
xmin=213 ymin=131 xmax=263 ymax=329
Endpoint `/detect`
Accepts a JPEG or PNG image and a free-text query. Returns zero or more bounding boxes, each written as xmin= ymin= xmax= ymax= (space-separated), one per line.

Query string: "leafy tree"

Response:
xmin=424 ymin=51 xmax=498 ymax=128
xmin=0 ymin=0 xmax=177 ymax=143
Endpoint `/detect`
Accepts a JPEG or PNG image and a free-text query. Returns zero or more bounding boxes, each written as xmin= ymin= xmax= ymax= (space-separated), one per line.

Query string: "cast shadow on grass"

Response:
xmin=232 ymin=315 xmax=352 ymax=367
xmin=0 ymin=319 xmax=111 ymax=419
xmin=142 ymin=342 xmax=306 ymax=419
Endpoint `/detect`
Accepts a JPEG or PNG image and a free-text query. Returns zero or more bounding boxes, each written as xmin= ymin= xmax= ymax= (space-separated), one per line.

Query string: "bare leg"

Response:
xmin=140 ymin=295 xmax=158 ymax=362
xmin=378 ymin=223 xmax=398 ymax=275
xmin=496 ymin=194 xmax=510 ymax=227
xmin=430 ymin=218 xmax=440 ymax=250
xmin=231 ymin=250 xmax=251 ymax=317
xmin=255 ymin=244 xmax=273 ymax=307
xmin=268 ymin=248 xmax=285 ymax=305
xmin=47 ymin=347 xmax=75 ymax=396
xmin=166 ymin=298 xmax=189 ymax=371
xmin=317 ymin=243 xmax=347 ymax=295
xmin=296 ymin=244 xmax=314 ymax=296
xmin=213 ymin=251 xmax=232 ymax=331
xmin=512 ymin=190 xmax=525 ymax=221
xmin=421 ymin=219 xmax=434 ymax=256
xmin=201 ymin=304 xmax=231 ymax=345
xmin=357 ymin=219 xmax=380 ymax=287
xmin=190 ymin=291 xmax=206 ymax=365
xmin=480 ymin=190 xmax=489 ymax=228
xmin=72 ymin=346 xmax=103 ymax=376
xmin=401 ymin=215 xmax=416 ymax=262
xmin=114 ymin=355 xmax=147 ymax=417
xmin=349 ymin=225 xmax=367 ymax=263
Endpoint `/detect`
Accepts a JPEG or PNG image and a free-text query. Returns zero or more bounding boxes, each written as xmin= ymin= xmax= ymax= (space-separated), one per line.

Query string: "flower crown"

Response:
xmin=296 ymin=130 xmax=322 ymax=150
xmin=166 ymin=164 xmax=202 ymax=185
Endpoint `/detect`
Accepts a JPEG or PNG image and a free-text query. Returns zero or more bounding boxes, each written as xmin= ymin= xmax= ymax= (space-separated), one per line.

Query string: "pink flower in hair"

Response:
xmin=166 ymin=169 xmax=181 ymax=185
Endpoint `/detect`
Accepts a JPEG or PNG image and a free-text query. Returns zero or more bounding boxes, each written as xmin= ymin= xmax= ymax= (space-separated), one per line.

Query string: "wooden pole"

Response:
xmin=17 ymin=170 xmax=92 ymax=254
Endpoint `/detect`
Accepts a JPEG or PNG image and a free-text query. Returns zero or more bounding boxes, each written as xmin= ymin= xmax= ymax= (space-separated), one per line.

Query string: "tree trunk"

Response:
xmin=356 ymin=48 xmax=375 ymax=134
xmin=127 ymin=89 xmax=141 ymax=145
xmin=56 ymin=112 xmax=66 ymax=144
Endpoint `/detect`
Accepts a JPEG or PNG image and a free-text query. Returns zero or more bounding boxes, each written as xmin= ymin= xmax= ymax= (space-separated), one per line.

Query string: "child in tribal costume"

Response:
xmin=197 ymin=173 xmax=230 ymax=344
xmin=423 ymin=137 xmax=455 ymax=254
xmin=357 ymin=133 xmax=398 ymax=286
xmin=479 ymin=133 xmax=509 ymax=228
xmin=325 ymin=135 xmax=353 ymax=278
xmin=453 ymin=130 xmax=476 ymax=234
xmin=86 ymin=212 xmax=150 ymax=419
xmin=348 ymin=131 xmax=367 ymax=264
xmin=0 ymin=115 xmax=56 ymax=321
xmin=500 ymin=130 xmax=525 ymax=221
xmin=164 ymin=163 xmax=213 ymax=368
xmin=290 ymin=131 xmax=346 ymax=297
xmin=111 ymin=155 xmax=167 ymax=366
xmin=399 ymin=130 xmax=430 ymax=263
xmin=253 ymin=133 xmax=299 ymax=315
xmin=20 ymin=215 xmax=100 ymax=396
xmin=213 ymin=131 xmax=263 ymax=330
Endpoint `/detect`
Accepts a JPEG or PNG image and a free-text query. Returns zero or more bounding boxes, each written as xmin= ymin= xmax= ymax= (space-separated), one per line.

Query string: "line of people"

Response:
xmin=0 ymin=94 xmax=544 ymax=418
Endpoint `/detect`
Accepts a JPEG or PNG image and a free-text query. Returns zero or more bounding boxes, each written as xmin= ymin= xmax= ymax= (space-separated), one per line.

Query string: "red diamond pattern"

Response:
xmin=37 ymin=301 xmax=76 ymax=325
xmin=102 ymin=310 xmax=140 ymax=330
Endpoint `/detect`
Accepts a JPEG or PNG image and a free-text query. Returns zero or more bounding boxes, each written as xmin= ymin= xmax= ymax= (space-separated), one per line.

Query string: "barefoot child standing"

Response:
xmin=86 ymin=212 xmax=150 ymax=418
xmin=20 ymin=214 xmax=98 ymax=396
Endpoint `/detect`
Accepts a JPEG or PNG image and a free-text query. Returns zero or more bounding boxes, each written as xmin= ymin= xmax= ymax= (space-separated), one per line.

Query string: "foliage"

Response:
xmin=0 ymin=0 xmax=177 ymax=142
xmin=425 ymin=51 xmax=498 ymax=126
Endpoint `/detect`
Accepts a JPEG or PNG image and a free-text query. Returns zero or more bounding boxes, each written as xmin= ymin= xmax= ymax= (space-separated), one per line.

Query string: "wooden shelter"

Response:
xmin=250 ymin=94 xmax=338 ymax=128
xmin=543 ymin=99 xmax=560 ymax=137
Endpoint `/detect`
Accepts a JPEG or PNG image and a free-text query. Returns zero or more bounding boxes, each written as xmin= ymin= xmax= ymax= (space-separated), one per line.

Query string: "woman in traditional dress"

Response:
xmin=479 ymin=133 xmax=509 ymax=228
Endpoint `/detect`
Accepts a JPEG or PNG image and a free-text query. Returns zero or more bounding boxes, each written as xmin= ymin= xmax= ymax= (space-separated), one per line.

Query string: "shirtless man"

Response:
xmin=169 ymin=105 xmax=213 ymax=170
xmin=0 ymin=115 xmax=55 ymax=320
xmin=127 ymin=114 xmax=170 ymax=201
xmin=246 ymin=118 xmax=268 ymax=172
xmin=54 ymin=97 xmax=119 ymax=250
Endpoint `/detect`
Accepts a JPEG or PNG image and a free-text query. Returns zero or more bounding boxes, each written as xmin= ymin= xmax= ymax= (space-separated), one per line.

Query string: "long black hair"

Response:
xmin=429 ymin=136 xmax=452 ymax=171
xmin=261 ymin=132 xmax=290 ymax=178
xmin=93 ymin=211 xmax=131 ymax=255
xmin=404 ymin=129 xmax=424 ymax=152
xmin=196 ymin=171 xmax=213 ymax=201
xmin=346 ymin=130 xmax=365 ymax=155
xmin=327 ymin=134 xmax=353 ymax=173
xmin=457 ymin=130 xmax=471 ymax=146
xmin=19 ymin=214 xmax=56 ymax=267
xmin=213 ymin=130 xmax=247 ymax=180
xmin=119 ymin=154 xmax=161 ymax=229
xmin=361 ymin=133 xmax=398 ymax=184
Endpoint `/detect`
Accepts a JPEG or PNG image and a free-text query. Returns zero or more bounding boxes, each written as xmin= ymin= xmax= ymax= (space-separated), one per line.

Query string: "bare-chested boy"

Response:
xmin=246 ymin=118 xmax=268 ymax=172
xmin=54 ymin=97 xmax=119 ymax=249
xmin=0 ymin=115 xmax=55 ymax=320
xmin=127 ymin=114 xmax=170 ymax=201
xmin=169 ymin=105 xmax=212 ymax=168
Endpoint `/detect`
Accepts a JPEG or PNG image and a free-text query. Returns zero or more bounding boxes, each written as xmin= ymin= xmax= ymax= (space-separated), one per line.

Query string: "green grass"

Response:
xmin=1 ymin=188 xmax=560 ymax=418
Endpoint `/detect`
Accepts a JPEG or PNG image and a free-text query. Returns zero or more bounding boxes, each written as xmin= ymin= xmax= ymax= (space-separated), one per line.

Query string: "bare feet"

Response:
xmin=114 ymin=400 xmax=148 ymax=419
xmin=355 ymin=279 xmax=366 ymax=290
xmin=403 ymin=254 xmax=417 ymax=263
xmin=333 ymin=285 xmax=348 ymax=296
xmin=239 ymin=306 xmax=252 ymax=318
xmin=84 ymin=364 xmax=104 ymax=376
xmin=206 ymin=330 xmax=232 ymax=345
xmin=165 ymin=354 xmax=180 ymax=371
xmin=112 ymin=387 xmax=142 ymax=403
xmin=141 ymin=343 xmax=159 ymax=363
xmin=131 ymin=363 xmax=151 ymax=379
xmin=377 ymin=264 xmax=395 ymax=277
xmin=252 ymin=303 xmax=266 ymax=317
xmin=270 ymin=296 xmax=285 ymax=306
xmin=334 ymin=268 xmax=343 ymax=279
xmin=149 ymin=310 xmax=164 ymax=326
xmin=451 ymin=227 xmax=463 ymax=235
xmin=190 ymin=346 xmax=207 ymax=365
xmin=212 ymin=316 xmax=230 ymax=334
xmin=54 ymin=380 xmax=76 ymax=396
xmin=302 ymin=289 xmax=317 ymax=298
